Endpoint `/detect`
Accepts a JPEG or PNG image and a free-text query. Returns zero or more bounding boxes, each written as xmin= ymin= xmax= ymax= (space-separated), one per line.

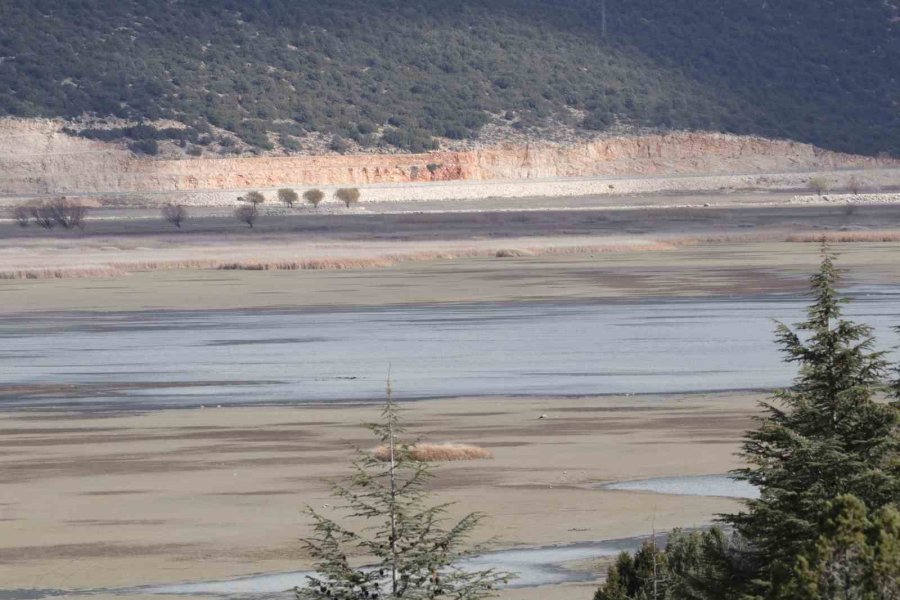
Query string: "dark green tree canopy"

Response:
xmin=779 ymin=494 xmax=900 ymax=600
xmin=1 ymin=0 xmax=897 ymax=155
xmin=727 ymin=248 xmax=900 ymax=594
xmin=594 ymin=528 xmax=747 ymax=600
xmin=595 ymin=248 xmax=900 ymax=600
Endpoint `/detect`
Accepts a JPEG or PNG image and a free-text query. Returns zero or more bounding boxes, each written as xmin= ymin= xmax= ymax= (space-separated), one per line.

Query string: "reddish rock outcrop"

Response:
xmin=1 ymin=119 xmax=897 ymax=196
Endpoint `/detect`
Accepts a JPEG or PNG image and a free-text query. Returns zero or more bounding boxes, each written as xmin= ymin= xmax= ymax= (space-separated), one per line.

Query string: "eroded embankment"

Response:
xmin=1 ymin=118 xmax=898 ymax=197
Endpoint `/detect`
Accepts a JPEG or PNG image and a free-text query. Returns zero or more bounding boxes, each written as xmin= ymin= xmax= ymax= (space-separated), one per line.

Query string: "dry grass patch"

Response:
xmin=5 ymin=230 xmax=900 ymax=280
xmin=0 ymin=266 xmax=128 ymax=280
xmin=785 ymin=230 xmax=900 ymax=243
xmin=495 ymin=248 xmax=536 ymax=258
xmin=372 ymin=443 xmax=493 ymax=462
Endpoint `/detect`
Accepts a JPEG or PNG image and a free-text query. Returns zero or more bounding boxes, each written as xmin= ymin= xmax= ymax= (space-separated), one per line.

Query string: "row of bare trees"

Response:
xmin=808 ymin=174 xmax=868 ymax=196
xmin=240 ymin=187 xmax=361 ymax=210
xmin=229 ymin=187 xmax=361 ymax=229
xmin=159 ymin=187 xmax=363 ymax=230
xmin=12 ymin=198 xmax=88 ymax=230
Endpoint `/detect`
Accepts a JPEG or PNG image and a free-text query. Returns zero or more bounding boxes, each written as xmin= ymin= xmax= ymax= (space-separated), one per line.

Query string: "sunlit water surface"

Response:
xmin=1 ymin=287 xmax=898 ymax=410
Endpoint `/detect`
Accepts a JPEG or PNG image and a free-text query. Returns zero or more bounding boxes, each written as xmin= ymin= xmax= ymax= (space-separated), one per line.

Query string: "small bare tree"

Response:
xmin=47 ymin=197 xmax=88 ymax=229
xmin=241 ymin=191 xmax=266 ymax=206
xmin=235 ymin=204 xmax=259 ymax=228
xmin=29 ymin=204 xmax=55 ymax=229
xmin=847 ymin=175 xmax=864 ymax=195
xmin=303 ymin=188 xmax=325 ymax=209
xmin=162 ymin=203 xmax=188 ymax=228
xmin=335 ymin=187 xmax=360 ymax=208
xmin=278 ymin=188 xmax=299 ymax=208
xmin=12 ymin=205 xmax=30 ymax=227
xmin=808 ymin=176 xmax=830 ymax=196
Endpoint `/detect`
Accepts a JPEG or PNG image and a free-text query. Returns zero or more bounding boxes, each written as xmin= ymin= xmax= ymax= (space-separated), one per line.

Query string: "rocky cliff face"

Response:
xmin=1 ymin=118 xmax=896 ymax=196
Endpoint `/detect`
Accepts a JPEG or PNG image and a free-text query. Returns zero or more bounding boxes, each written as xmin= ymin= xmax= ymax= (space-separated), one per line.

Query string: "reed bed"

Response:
xmin=3 ymin=230 xmax=899 ymax=280
xmin=372 ymin=443 xmax=493 ymax=462
xmin=0 ymin=266 xmax=128 ymax=280
xmin=785 ymin=230 xmax=900 ymax=243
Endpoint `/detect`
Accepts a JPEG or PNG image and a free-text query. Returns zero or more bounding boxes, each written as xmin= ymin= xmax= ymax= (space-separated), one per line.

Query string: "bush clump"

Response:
xmin=372 ymin=443 xmax=493 ymax=462
xmin=162 ymin=203 xmax=187 ymax=228
xmin=277 ymin=188 xmax=298 ymax=208
xmin=334 ymin=187 xmax=360 ymax=208
xmin=303 ymin=188 xmax=325 ymax=209
xmin=234 ymin=204 xmax=259 ymax=228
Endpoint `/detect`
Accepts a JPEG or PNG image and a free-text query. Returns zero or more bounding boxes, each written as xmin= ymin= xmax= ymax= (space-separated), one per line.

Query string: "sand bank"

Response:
xmin=2 ymin=241 xmax=900 ymax=314
xmin=0 ymin=392 xmax=762 ymax=599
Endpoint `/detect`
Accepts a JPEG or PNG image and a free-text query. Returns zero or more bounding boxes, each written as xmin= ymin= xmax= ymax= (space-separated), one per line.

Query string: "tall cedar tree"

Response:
xmin=727 ymin=247 xmax=900 ymax=594
xmin=297 ymin=381 xmax=511 ymax=599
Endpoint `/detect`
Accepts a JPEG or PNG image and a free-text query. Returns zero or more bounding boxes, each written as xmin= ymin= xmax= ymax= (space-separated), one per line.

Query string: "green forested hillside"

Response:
xmin=0 ymin=0 xmax=897 ymax=155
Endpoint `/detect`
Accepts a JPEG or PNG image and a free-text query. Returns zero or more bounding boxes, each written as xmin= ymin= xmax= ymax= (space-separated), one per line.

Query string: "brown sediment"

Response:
xmin=1 ymin=239 xmax=898 ymax=314
xmin=0 ymin=393 xmax=761 ymax=595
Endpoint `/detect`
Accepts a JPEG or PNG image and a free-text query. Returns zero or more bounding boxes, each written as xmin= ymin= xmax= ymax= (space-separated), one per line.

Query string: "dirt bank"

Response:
xmin=2 ymin=118 xmax=898 ymax=199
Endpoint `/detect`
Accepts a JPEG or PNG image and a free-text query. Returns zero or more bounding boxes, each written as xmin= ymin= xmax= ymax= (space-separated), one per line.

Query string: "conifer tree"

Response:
xmin=595 ymin=540 xmax=668 ymax=600
xmin=593 ymin=528 xmax=743 ymax=600
xmin=779 ymin=494 xmax=900 ymax=600
xmin=727 ymin=246 xmax=900 ymax=594
xmin=297 ymin=381 xmax=511 ymax=600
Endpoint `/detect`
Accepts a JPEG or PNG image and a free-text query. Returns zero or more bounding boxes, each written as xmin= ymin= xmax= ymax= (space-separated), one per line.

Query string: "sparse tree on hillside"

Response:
xmin=808 ymin=176 xmax=830 ymax=196
xmin=235 ymin=204 xmax=259 ymax=228
xmin=303 ymin=188 xmax=325 ymax=209
xmin=297 ymin=380 xmax=512 ymax=600
xmin=847 ymin=175 xmax=864 ymax=195
xmin=162 ymin=203 xmax=187 ymax=228
xmin=278 ymin=188 xmax=299 ymax=208
xmin=335 ymin=187 xmax=360 ymax=208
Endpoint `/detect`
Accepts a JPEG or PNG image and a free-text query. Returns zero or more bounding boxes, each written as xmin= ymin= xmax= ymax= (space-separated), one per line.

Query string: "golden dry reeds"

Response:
xmin=3 ymin=230 xmax=900 ymax=280
xmin=371 ymin=442 xmax=493 ymax=462
xmin=0 ymin=266 xmax=129 ymax=280
xmin=784 ymin=230 xmax=900 ymax=243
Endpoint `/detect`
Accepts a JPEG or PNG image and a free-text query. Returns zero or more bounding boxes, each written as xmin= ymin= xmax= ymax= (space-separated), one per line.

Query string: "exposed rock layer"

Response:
xmin=1 ymin=118 xmax=897 ymax=196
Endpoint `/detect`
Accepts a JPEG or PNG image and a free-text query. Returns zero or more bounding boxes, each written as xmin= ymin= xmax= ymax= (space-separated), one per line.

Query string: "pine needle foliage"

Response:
xmin=593 ymin=528 xmax=748 ymax=600
xmin=726 ymin=245 xmax=900 ymax=594
xmin=779 ymin=494 xmax=900 ymax=600
xmin=297 ymin=381 xmax=512 ymax=600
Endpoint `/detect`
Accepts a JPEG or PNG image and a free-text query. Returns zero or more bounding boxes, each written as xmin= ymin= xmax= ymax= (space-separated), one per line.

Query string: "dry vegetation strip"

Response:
xmin=372 ymin=443 xmax=493 ymax=462
xmin=3 ymin=231 xmax=900 ymax=280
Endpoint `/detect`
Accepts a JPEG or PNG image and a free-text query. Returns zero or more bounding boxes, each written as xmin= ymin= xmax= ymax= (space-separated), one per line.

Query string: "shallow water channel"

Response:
xmin=1 ymin=287 xmax=899 ymax=410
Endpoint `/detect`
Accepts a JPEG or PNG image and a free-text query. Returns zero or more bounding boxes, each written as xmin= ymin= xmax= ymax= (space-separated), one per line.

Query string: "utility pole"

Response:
xmin=600 ymin=0 xmax=607 ymax=38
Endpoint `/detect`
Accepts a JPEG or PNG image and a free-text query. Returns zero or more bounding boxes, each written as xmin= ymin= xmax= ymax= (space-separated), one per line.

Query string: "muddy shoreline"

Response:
xmin=0 ymin=393 xmax=761 ymax=599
